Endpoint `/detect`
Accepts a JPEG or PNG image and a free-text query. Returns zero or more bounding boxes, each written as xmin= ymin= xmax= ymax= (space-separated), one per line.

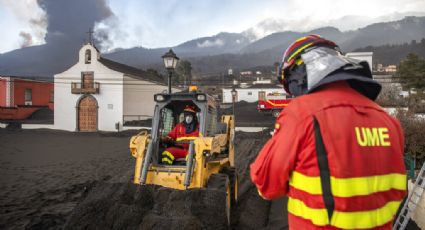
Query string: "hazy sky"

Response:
xmin=1 ymin=0 xmax=425 ymax=53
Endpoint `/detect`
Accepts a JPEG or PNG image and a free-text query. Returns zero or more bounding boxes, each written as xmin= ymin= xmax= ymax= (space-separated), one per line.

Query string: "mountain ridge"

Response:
xmin=1 ymin=16 xmax=425 ymax=77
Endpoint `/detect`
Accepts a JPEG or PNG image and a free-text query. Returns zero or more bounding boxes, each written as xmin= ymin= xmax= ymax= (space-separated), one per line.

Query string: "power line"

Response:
xmin=2 ymin=75 xmax=423 ymax=88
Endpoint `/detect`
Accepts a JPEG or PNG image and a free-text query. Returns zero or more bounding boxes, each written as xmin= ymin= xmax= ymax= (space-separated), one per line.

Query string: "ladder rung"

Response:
xmin=395 ymin=162 xmax=425 ymax=230
xmin=413 ymin=191 xmax=420 ymax=197
xmin=413 ymin=191 xmax=424 ymax=197
xmin=407 ymin=205 xmax=414 ymax=210
xmin=410 ymin=193 xmax=420 ymax=199
xmin=408 ymin=201 xmax=417 ymax=207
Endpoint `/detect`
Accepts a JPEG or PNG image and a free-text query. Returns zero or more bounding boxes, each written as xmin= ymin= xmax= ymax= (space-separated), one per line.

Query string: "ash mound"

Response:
xmin=63 ymin=130 xmax=283 ymax=230
xmin=64 ymin=183 xmax=228 ymax=230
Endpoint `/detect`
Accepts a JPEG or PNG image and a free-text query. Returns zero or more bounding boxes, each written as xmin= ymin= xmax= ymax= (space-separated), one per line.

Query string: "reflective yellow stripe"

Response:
xmin=266 ymin=100 xmax=289 ymax=107
xmin=295 ymin=37 xmax=307 ymax=42
xmin=161 ymin=151 xmax=175 ymax=161
xmin=289 ymin=171 xmax=406 ymax=197
xmin=288 ymin=197 xmax=402 ymax=229
xmin=176 ymin=136 xmax=197 ymax=141
xmin=161 ymin=157 xmax=173 ymax=165
xmin=288 ymin=43 xmax=313 ymax=62
xmin=257 ymin=189 xmax=268 ymax=200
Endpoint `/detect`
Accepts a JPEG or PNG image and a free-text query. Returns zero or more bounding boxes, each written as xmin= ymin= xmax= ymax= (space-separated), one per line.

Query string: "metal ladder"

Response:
xmin=393 ymin=162 xmax=425 ymax=230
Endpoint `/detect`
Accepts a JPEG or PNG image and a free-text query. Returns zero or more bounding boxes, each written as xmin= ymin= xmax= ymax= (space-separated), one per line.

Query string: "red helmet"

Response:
xmin=183 ymin=105 xmax=197 ymax=114
xmin=278 ymin=34 xmax=339 ymax=93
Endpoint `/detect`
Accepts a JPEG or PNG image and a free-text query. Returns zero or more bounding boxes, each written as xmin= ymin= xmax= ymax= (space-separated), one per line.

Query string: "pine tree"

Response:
xmin=397 ymin=53 xmax=425 ymax=90
xmin=397 ymin=53 xmax=425 ymax=112
xmin=174 ymin=60 xmax=193 ymax=88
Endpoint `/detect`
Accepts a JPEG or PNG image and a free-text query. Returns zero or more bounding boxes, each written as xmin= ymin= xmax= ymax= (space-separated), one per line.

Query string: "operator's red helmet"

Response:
xmin=278 ymin=34 xmax=339 ymax=94
xmin=183 ymin=105 xmax=197 ymax=115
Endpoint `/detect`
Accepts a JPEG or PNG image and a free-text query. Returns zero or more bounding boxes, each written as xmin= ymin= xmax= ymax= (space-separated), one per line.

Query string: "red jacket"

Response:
xmin=167 ymin=122 xmax=199 ymax=146
xmin=250 ymin=81 xmax=406 ymax=229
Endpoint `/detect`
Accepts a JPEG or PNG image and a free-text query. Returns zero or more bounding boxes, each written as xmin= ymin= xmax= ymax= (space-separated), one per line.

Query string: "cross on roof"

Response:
xmin=86 ymin=28 xmax=94 ymax=44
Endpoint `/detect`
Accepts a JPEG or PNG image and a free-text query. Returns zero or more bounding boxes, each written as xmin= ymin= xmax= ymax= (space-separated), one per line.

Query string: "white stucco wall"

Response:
xmin=222 ymin=88 xmax=284 ymax=103
xmin=123 ymin=76 xmax=173 ymax=121
xmin=54 ymin=44 xmax=124 ymax=131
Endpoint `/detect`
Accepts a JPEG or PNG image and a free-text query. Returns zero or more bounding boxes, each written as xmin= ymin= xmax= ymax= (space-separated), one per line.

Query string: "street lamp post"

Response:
xmin=161 ymin=49 xmax=179 ymax=94
xmin=231 ymin=87 xmax=237 ymax=116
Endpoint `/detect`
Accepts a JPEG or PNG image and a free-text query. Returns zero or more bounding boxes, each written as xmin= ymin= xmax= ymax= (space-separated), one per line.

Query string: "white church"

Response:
xmin=54 ymin=43 xmax=174 ymax=132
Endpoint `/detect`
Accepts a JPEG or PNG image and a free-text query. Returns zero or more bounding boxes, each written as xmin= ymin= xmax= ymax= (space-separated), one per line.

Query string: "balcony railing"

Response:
xmin=71 ymin=82 xmax=100 ymax=94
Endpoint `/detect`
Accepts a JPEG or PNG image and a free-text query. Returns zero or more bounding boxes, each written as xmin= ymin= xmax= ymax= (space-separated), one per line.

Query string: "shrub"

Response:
xmin=376 ymin=84 xmax=407 ymax=107
xmin=395 ymin=109 xmax=425 ymax=167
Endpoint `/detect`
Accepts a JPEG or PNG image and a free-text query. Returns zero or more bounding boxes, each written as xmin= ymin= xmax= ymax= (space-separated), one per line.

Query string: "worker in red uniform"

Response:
xmin=161 ymin=105 xmax=199 ymax=165
xmin=250 ymin=35 xmax=406 ymax=229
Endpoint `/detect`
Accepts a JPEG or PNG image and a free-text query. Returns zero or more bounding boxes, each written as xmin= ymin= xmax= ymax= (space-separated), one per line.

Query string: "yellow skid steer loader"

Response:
xmin=129 ymin=89 xmax=237 ymax=224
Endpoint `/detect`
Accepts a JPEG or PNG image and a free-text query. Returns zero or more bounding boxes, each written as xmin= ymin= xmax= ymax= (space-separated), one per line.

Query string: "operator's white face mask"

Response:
xmin=185 ymin=115 xmax=193 ymax=124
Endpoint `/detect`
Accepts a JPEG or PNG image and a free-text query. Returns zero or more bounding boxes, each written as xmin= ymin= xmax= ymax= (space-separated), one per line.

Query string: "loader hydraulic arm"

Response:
xmin=129 ymin=131 xmax=151 ymax=184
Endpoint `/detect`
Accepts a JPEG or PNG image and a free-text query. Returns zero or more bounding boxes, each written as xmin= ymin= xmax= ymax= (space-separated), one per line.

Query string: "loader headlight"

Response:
xmin=154 ymin=94 xmax=166 ymax=102
xmin=260 ymin=104 xmax=265 ymax=108
xmin=196 ymin=94 xmax=206 ymax=101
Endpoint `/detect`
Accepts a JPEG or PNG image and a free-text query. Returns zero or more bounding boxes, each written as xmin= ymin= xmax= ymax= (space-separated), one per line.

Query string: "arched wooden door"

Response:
xmin=78 ymin=96 xmax=98 ymax=131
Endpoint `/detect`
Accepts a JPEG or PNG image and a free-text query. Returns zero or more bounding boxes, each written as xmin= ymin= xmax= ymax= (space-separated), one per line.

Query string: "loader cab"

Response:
xmin=151 ymin=92 xmax=219 ymax=166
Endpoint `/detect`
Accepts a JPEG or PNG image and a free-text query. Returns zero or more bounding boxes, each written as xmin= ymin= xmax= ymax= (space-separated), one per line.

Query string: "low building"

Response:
xmin=384 ymin=65 xmax=397 ymax=73
xmin=345 ymin=52 xmax=373 ymax=71
xmin=222 ymin=83 xmax=285 ymax=103
xmin=0 ymin=76 xmax=53 ymax=120
xmin=54 ymin=43 xmax=176 ymax=132
xmin=228 ymin=68 xmax=233 ymax=75
xmin=252 ymin=78 xmax=272 ymax=85
xmin=240 ymin=71 xmax=252 ymax=76
xmin=373 ymin=74 xmax=394 ymax=84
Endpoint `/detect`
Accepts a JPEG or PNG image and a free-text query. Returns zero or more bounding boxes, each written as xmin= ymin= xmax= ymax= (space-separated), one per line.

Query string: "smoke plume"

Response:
xmin=0 ymin=0 xmax=47 ymax=51
xmin=19 ymin=32 xmax=33 ymax=48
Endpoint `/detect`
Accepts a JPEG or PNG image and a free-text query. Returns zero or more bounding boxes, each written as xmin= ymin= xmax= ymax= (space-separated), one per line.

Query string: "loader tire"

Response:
xmin=221 ymin=167 xmax=238 ymax=205
xmin=207 ymin=173 xmax=231 ymax=227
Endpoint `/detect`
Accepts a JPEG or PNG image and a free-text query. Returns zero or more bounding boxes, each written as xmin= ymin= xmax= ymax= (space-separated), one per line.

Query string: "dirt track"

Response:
xmin=0 ymin=128 xmax=289 ymax=230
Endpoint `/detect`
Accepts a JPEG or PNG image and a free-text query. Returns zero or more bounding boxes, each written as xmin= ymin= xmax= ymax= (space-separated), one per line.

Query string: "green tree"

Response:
xmin=396 ymin=110 xmax=425 ymax=166
xmin=397 ymin=53 xmax=425 ymax=90
xmin=397 ymin=53 xmax=425 ymax=110
xmin=173 ymin=60 xmax=193 ymax=88
xmin=172 ymin=60 xmax=192 ymax=87
xmin=146 ymin=68 xmax=164 ymax=81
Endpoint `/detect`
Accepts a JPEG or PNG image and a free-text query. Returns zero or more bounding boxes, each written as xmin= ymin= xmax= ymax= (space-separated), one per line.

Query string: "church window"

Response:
xmin=85 ymin=49 xmax=91 ymax=64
